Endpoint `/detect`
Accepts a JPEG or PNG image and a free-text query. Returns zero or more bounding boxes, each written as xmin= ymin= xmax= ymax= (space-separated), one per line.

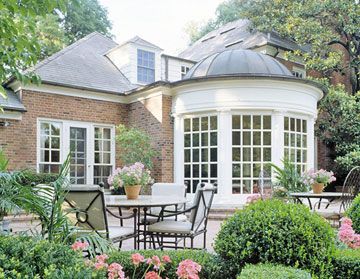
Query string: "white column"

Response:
xmin=272 ymin=110 xmax=285 ymax=169
xmin=307 ymin=116 xmax=316 ymax=170
xmin=173 ymin=113 xmax=184 ymax=184
xmin=217 ymin=108 xmax=232 ymax=196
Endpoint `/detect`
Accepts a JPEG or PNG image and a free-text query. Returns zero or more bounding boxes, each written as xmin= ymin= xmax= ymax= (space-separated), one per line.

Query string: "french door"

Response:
xmin=38 ymin=119 xmax=115 ymax=186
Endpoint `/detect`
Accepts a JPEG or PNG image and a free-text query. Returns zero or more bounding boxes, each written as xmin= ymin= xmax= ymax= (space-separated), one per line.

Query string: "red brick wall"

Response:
xmin=128 ymin=94 xmax=174 ymax=182
xmin=0 ymin=90 xmax=128 ymax=170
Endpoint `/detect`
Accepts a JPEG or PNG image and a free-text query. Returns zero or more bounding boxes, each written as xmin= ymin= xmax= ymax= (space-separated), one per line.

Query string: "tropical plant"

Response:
xmin=0 ymin=149 xmax=9 ymax=172
xmin=268 ymin=159 xmax=308 ymax=193
xmin=214 ymin=200 xmax=335 ymax=278
xmin=116 ymin=124 xmax=157 ymax=170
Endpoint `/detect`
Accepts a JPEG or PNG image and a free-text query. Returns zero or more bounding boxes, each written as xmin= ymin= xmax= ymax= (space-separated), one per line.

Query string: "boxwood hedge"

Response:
xmin=214 ymin=200 xmax=335 ymax=278
xmin=332 ymin=248 xmax=360 ymax=279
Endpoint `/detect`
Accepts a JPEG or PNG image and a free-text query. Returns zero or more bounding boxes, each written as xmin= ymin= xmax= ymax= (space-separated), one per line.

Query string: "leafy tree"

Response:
xmin=0 ymin=0 xmax=65 ymax=96
xmin=116 ymin=124 xmax=157 ymax=170
xmin=190 ymin=0 xmax=360 ymax=94
xmin=62 ymin=0 xmax=112 ymax=43
xmin=317 ymin=85 xmax=360 ymax=175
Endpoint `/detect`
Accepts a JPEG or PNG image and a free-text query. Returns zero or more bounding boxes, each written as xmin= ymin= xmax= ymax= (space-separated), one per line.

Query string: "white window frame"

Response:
xmin=37 ymin=118 xmax=115 ymax=184
xmin=231 ymin=113 xmax=272 ymax=194
xmin=181 ymin=66 xmax=190 ymax=79
xmin=183 ymin=114 xmax=218 ymax=194
xmin=137 ymin=49 xmax=155 ymax=84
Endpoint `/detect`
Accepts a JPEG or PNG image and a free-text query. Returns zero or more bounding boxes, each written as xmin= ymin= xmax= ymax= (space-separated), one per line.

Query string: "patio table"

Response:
xmin=105 ymin=195 xmax=188 ymax=249
xmin=289 ymin=192 xmax=343 ymax=210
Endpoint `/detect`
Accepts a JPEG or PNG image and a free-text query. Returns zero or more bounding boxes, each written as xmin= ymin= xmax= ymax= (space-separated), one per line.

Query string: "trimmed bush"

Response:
xmin=347 ymin=194 xmax=360 ymax=233
xmin=214 ymin=200 xmax=335 ymax=278
xmin=332 ymin=249 xmax=360 ymax=279
xmin=18 ymin=169 xmax=58 ymax=186
xmin=108 ymin=249 xmax=228 ymax=279
xmin=237 ymin=263 xmax=312 ymax=279
xmin=0 ymin=235 xmax=97 ymax=278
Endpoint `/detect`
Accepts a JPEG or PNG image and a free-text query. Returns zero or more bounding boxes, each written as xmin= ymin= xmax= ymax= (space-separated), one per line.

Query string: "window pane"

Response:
xmin=253 ymin=132 xmax=261 ymax=145
xmin=243 ymin=147 xmax=251 ymax=161
xmin=232 ymin=132 xmax=240 ymax=145
xmin=193 ymin=165 xmax=199 ymax=177
xmin=263 ymin=132 xmax=271 ymax=146
xmin=243 ymin=132 xmax=251 ymax=145
xmin=184 ymin=165 xmax=191 ymax=177
xmin=192 ymin=133 xmax=199 ymax=147
xmin=192 ymin=118 xmax=199 ymax=131
xmin=264 ymin=148 xmax=271 ymax=161
xmin=184 ymin=134 xmax=191 ymax=147
xmin=184 ymin=150 xmax=191 ymax=162
xmin=193 ymin=149 xmax=199 ymax=162
xmin=201 ymin=133 xmax=208 ymax=146
xmin=232 ymin=164 xmax=241 ymax=177
xmin=41 ymin=123 xmax=50 ymax=135
xmin=243 ymin=115 xmax=251 ymax=129
xmin=253 ymin=115 xmax=261 ymax=129
xmin=263 ymin=116 xmax=271 ymax=129
xmin=210 ymin=116 xmax=217 ymax=130
xmin=232 ymin=148 xmax=241 ymax=161
xmin=210 ymin=132 xmax=217 ymax=146
xmin=51 ymin=137 xmax=60 ymax=149
xmin=253 ymin=148 xmax=261 ymax=161
xmin=41 ymin=136 xmax=49 ymax=148
xmin=184 ymin=119 xmax=191 ymax=132
xmin=232 ymin=115 xmax=241 ymax=129
xmin=51 ymin=151 xmax=60 ymax=162
xmin=201 ymin=117 xmax=208 ymax=131
xmin=210 ymin=148 xmax=217 ymax=162
xmin=51 ymin=123 xmax=60 ymax=136
xmin=201 ymin=149 xmax=208 ymax=162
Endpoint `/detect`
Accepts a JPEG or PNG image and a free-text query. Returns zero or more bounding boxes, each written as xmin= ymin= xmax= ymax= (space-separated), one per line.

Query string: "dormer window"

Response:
xmin=137 ymin=49 xmax=155 ymax=83
xmin=181 ymin=66 xmax=190 ymax=79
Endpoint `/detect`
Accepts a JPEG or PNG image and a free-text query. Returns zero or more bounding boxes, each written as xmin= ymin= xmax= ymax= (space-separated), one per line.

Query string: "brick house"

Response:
xmin=0 ymin=19 xmax=325 ymax=204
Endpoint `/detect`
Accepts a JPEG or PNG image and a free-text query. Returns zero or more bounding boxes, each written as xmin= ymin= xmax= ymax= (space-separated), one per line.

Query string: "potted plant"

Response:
xmin=108 ymin=162 xmax=153 ymax=199
xmin=302 ymin=169 xmax=336 ymax=194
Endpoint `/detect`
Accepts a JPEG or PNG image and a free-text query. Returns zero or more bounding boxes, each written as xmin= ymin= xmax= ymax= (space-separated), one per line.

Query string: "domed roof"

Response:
xmin=184 ymin=49 xmax=293 ymax=79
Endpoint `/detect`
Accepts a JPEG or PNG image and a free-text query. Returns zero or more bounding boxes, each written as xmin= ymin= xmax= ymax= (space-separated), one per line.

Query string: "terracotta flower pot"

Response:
xmin=312 ymin=183 xmax=325 ymax=194
xmin=124 ymin=185 xmax=141 ymax=200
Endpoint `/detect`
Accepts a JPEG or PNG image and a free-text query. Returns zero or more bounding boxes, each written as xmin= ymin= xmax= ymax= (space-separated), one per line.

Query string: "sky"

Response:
xmin=99 ymin=0 xmax=224 ymax=55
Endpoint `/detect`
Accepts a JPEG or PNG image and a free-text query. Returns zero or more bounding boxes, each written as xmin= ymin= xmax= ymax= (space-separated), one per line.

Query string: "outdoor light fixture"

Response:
xmin=0 ymin=121 xmax=10 ymax=127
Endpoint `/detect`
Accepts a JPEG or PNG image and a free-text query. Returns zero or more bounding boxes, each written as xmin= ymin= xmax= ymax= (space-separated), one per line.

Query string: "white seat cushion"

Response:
xmin=108 ymin=226 xmax=135 ymax=241
xmin=142 ymin=214 xmax=187 ymax=224
xmin=148 ymin=220 xmax=193 ymax=234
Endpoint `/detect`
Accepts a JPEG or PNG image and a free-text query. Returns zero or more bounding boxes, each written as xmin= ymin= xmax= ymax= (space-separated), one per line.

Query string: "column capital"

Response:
xmin=216 ymin=108 xmax=231 ymax=113
xmin=171 ymin=112 xmax=183 ymax=118
xmin=272 ymin=109 xmax=287 ymax=115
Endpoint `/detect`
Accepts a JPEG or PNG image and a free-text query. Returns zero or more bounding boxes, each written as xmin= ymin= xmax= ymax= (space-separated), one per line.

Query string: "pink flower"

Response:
xmin=71 ymin=241 xmax=89 ymax=251
xmin=338 ymin=217 xmax=360 ymax=249
xmin=108 ymin=263 xmax=125 ymax=279
xmin=151 ymin=255 xmax=162 ymax=270
xmin=131 ymin=253 xmax=145 ymax=266
xmin=246 ymin=194 xmax=261 ymax=204
xmin=176 ymin=259 xmax=202 ymax=279
xmin=96 ymin=254 xmax=109 ymax=263
xmin=94 ymin=261 xmax=108 ymax=270
xmin=146 ymin=258 xmax=152 ymax=265
xmin=162 ymin=255 xmax=172 ymax=263
xmin=145 ymin=271 xmax=161 ymax=279
xmin=341 ymin=217 xmax=353 ymax=227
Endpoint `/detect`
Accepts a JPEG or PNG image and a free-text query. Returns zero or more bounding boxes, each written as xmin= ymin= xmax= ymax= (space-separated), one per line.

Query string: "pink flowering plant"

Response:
xmin=108 ymin=162 xmax=153 ymax=191
xmin=338 ymin=217 xmax=360 ymax=249
xmin=302 ymin=168 xmax=336 ymax=187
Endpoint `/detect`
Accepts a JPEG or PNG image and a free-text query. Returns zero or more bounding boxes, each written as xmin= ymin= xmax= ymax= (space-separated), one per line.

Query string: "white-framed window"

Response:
xmin=183 ymin=115 xmax=218 ymax=193
xmin=181 ymin=66 xmax=190 ymax=79
xmin=39 ymin=121 xmax=62 ymax=173
xmin=292 ymin=67 xmax=306 ymax=78
xmin=137 ymin=49 xmax=155 ymax=83
xmin=94 ymin=127 xmax=113 ymax=185
xmin=284 ymin=116 xmax=307 ymax=173
xmin=232 ymin=115 xmax=272 ymax=194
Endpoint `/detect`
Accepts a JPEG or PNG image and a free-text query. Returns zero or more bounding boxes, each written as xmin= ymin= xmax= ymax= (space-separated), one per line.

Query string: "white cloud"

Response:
xmin=99 ymin=0 xmax=224 ymax=55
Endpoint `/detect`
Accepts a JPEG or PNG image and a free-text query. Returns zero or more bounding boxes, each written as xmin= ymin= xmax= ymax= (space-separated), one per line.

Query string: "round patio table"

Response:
xmin=105 ymin=195 xmax=188 ymax=249
xmin=290 ymin=192 xmax=343 ymax=210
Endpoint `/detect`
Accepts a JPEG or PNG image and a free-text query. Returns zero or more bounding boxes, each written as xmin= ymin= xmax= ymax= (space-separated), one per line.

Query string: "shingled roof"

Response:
xmin=179 ymin=19 xmax=305 ymax=62
xmin=0 ymin=90 xmax=26 ymax=112
xmin=29 ymin=32 xmax=137 ymax=94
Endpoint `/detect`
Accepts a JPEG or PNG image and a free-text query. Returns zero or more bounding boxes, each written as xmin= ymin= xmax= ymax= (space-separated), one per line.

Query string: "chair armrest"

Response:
xmin=106 ymin=208 xmax=136 ymax=220
xmin=158 ymin=205 xmax=196 ymax=218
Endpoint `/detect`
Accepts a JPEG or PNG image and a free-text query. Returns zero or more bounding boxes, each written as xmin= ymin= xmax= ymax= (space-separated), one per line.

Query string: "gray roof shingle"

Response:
xmin=30 ymin=32 xmax=137 ymax=94
xmin=0 ymin=90 xmax=26 ymax=111
xmin=179 ymin=19 xmax=305 ymax=61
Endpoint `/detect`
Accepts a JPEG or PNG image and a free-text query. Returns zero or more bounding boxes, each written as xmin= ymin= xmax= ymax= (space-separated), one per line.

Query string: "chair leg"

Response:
xmin=151 ymin=235 xmax=156 ymax=249
xmin=119 ymin=241 xmax=122 ymax=250
xmin=203 ymin=232 xmax=206 ymax=249
xmin=191 ymin=237 xmax=194 ymax=249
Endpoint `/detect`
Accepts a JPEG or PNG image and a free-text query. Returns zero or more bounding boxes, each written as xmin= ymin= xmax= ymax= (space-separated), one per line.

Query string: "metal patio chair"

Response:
xmin=63 ymin=185 xmax=137 ymax=249
xmin=147 ymin=182 xmax=216 ymax=250
xmin=142 ymin=183 xmax=188 ymax=224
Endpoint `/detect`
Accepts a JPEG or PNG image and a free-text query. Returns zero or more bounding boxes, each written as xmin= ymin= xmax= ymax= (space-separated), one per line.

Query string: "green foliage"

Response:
xmin=18 ymin=169 xmax=58 ymax=186
xmin=237 ymin=263 xmax=312 ymax=279
xmin=214 ymin=200 xmax=335 ymax=278
xmin=116 ymin=124 xmax=157 ymax=170
xmin=108 ymin=249 xmax=228 ymax=279
xmin=346 ymin=194 xmax=360 ymax=234
xmin=0 ymin=149 xmax=9 ymax=172
xmin=317 ymin=85 xmax=360 ymax=176
xmin=63 ymin=0 xmax=112 ymax=43
xmin=269 ymin=159 xmax=308 ymax=193
xmin=189 ymin=0 xmax=360 ymax=93
xmin=332 ymin=248 xmax=360 ymax=279
xmin=0 ymin=0 xmax=65 ymax=95
xmin=0 ymin=235 xmax=99 ymax=278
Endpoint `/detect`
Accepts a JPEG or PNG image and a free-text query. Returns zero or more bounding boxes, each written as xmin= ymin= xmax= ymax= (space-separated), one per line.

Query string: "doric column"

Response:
xmin=272 ymin=110 xmax=285 ymax=169
xmin=173 ymin=113 xmax=184 ymax=184
xmin=307 ymin=116 xmax=316 ymax=170
xmin=217 ymin=108 xmax=232 ymax=195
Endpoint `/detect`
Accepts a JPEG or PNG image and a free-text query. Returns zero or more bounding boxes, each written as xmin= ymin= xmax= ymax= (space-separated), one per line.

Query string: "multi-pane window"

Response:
xmin=181 ymin=66 xmax=190 ymax=79
xmin=292 ymin=67 xmax=306 ymax=78
xmin=70 ymin=127 xmax=86 ymax=184
xmin=94 ymin=127 xmax=112 ymax=186
xmin=184 ymin=116 xmax=218 ymax=193
xmin=232 ymin=115 xmax=272 ymax=194
xmin=284 ymin=117 xmax=307 ymax=173
xmin=137 ymin=49 xmax=155 ymax=83
xmin=39 ymin=121 xmax=61 ymax=173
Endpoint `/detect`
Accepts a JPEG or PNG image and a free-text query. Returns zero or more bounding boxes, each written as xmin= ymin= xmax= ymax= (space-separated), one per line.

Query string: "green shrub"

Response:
xmin=346 ymin=194 xmax=360 ymax=234
xmin=332 ymin=249 xmax=360 ymax=279
xmin=214 ymin=200 xmax=335 ymax=278
xmin=0 ymin=235 xmax=99 ymax=278
xmin=18 ymin=169 xmax=58 ymax=186
xmin=108 ymin=249 xmax=228 ymax=279
xmin=237 ymin=263 xmax=312 ymax=279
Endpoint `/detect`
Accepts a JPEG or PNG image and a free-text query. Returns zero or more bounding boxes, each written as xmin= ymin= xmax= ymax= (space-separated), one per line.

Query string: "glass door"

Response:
xmin=70 ymin=127 xmax=87 ymax=184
